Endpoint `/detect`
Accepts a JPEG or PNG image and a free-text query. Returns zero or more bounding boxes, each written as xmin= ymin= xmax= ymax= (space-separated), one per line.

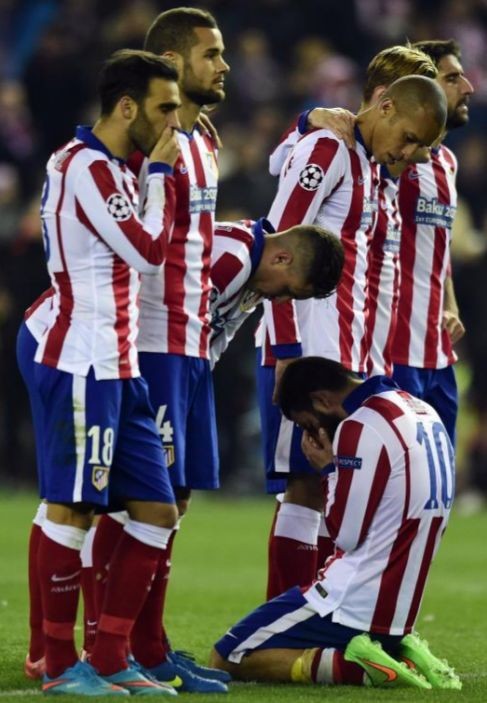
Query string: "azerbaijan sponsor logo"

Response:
xmin=415 ymin=197 xmax=456 ymax=229
xmin=360 ymin=197 xmax=378 ymax=228
xmin=189 ymin=185 xmax=217 ymax=213
xmin=383 ymin=221 xmax=401 ymax=253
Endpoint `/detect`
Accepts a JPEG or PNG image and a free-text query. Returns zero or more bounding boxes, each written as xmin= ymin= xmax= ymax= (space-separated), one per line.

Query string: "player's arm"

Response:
xmin=75 ymin=126 xmax=179 ymax=273
xmin=325 ymin=419 xmax=391 ymax=552
xmin=269 ymin=110 xmax=355 ymax=176
xmin=266 ymin=133 xmax=347 ymax=392
xmin=442 ymin=270 xmax=465 ymax=344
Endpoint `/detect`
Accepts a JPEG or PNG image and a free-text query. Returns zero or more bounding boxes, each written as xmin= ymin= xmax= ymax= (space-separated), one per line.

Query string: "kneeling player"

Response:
xmin=210 ymin=357 xmax=461 ymax=690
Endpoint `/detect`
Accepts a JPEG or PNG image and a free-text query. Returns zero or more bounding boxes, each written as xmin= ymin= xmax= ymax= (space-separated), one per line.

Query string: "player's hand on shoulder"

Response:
xmin=301 ymin=428 xmax=333 ymax=471
xmin=307 ymin=108 xmax=356 ymax=149
xmin=197 ymin=111 xmax=222 ymax=148
xmin=442 ymin=310 xmax=465 ymax=344
xmin=149 ymin=126 xmax=180 ymax=168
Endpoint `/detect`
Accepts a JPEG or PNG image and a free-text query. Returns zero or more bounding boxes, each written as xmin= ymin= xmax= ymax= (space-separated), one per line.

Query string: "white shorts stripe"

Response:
xmin=274 ymin=416 xmax=293 ymax=474
xmin=72 ymin=375 xmax=87 ymax=502
xmin=227 ymin=604 xmax=315 ymax=663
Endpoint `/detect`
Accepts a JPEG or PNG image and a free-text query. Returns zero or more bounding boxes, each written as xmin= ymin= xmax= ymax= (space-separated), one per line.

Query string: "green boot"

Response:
xmin=399 ymin=632 xmax=462 ymax=689
xmin=345 ymin=633 xmax=432 ymax=688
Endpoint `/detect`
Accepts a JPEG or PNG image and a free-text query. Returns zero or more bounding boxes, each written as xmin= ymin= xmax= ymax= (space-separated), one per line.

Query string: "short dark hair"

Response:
xmin=144 ymin=7 xmax=218 ymax=57
xmin=98 ymin=49 xmax=179 ymax=115
xmin=381 ymin=74 xmax=447 ymax=127
xmin=277 ymin=357 xmax=354 ymax=419
xmin=291 ymin=225 xmax=344 ymax=299
xmin=410 ymin=39 xmax=461 ymax=67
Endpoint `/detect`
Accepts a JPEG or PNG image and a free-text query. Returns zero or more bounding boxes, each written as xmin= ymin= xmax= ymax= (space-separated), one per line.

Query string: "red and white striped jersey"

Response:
xmin=262 ymin=125 xmax=380 ymax=373
xmin=365 ymin=172 xmax=401 ymax=376
xmin=391 ymin=145 xmax=458 ymax=369
xmin=34 ymin=126 xmax=175 ymax=380
xmin=304 ymin=376 xmax=454 ymax=636
xmin=24 ymin=287 xmax=54 ymax=343
xmin=209 ymin=219 xmax=266 ymax=368
xmin=137 ymin=127 xmax=218 ymax=359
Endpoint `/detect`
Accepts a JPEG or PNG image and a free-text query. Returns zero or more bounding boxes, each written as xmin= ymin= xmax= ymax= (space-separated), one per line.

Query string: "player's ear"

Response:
xmin=370 ymin=85 xmax=387 ymax=103
xmin=379 ymin=97 xmax=395 ymax=118
xmin=161 ymin=51 xmax=184 ymax=74
xmin=119 ymin=95 xmax=138 ymax=122
xmin=272 ymin=249 xmax=293 ymax=266
xmin=310 ymin=390 xmax=333 ymax=413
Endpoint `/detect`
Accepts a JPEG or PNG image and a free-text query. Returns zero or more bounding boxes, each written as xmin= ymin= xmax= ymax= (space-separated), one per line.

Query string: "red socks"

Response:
xmin=130 ymin=529 xmax=176 ymax=667
xmin=28 ymin=522 xmax=45 ymax=661
xmin=92 ymin=515 xmax=124 ymax=617
xmin=80 ymin=526 xmax=97 ymax=656
xmin=311 ymin=648 xmax=365 ymax=685
xmin=90 ymin=522 xmax=171 ymax=676
xmin=267 ymin=502 xmax=321 ymax=599
xmin=38 ymin=521 xmax=85 ymax=678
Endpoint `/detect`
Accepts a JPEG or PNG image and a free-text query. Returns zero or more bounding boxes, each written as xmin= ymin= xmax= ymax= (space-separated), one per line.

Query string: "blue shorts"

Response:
xmin=392 ymin=364 xmax=458 ymax=447
xmin=256 ymin=350 xmax=314 ymax=495
xmin=139 ymin=352 xmax=219 ymax=490
xmin=24 ymin=352 xmax=174 ymax=507
xmin=17 ymin=323 xmax=47 ymax=495
xmin=215 ymin=586 xmax=400 ymax=663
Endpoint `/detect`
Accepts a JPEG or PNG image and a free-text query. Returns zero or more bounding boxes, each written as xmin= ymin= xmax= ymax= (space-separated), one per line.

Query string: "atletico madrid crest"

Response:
xmin=92 ymin=466 xmax=110 ymax=491
xmin=164 ymin=445 xmax=175 ymax=468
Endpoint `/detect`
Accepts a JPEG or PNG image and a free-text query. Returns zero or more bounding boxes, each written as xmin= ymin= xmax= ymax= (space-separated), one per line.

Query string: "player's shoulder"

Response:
xmin=297 ymin=127 xmax=347 ymax=152
xmin=437 ymin=144 xmax=458 ymax=173
xmin=290 ymin=128 xmax=349 ymax=177
xmin=214 ymin=220 xmax=255 ymax=255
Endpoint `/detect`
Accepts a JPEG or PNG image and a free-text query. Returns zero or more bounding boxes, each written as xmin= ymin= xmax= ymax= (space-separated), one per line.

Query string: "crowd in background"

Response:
xmin=1 ymin=0 xmax=487 ymax=502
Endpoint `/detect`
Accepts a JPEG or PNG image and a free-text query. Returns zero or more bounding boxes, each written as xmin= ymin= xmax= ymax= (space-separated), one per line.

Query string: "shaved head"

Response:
xmin=382 ymin=75 xmax=447 ymax=132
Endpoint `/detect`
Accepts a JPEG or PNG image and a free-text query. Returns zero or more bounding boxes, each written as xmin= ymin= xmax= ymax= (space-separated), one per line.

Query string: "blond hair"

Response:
xmin=363 ymin=45 xmax=437 ymax=102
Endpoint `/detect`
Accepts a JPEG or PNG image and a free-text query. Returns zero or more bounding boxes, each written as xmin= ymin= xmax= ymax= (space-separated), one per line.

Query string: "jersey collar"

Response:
xmin=380 ymin=164 xmax=396 ymax=182
xmin=250 ymin=218 xmax=274 ymax=273
xmin=76 ymin=125 xmax=125 ymax=164
xmin=343 ymin=375 xmax=399 ymax=415
xmin=354 ymin=125 xmax=371 ymax=159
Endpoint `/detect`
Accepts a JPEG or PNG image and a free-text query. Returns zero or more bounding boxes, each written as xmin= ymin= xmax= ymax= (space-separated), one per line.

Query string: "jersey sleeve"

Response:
xmin=265 ymin=131 xmax=347 ymax=356
xmin=325 ymin=418 xmax=392 ymax=552
xmin=74 ymin=159 xmax=175 ymax=274
xmin=268 ymin=112 xmax=310 ymax=176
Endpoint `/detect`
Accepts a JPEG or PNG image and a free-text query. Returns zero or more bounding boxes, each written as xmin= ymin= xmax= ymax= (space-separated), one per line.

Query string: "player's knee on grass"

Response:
xmin=285 ymin=473 xmax=324 ymax=511
xmin=125 ymin=500 xmax=178 ymax=528
xmin=208 ymin=648 xmax=230 ymax=671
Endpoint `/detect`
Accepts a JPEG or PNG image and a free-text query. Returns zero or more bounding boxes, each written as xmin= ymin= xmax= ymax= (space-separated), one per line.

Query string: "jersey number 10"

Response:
xmin=416 ymin=421 xmax=455 ymax=510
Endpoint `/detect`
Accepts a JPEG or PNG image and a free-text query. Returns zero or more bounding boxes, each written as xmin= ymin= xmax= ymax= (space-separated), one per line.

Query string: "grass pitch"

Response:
xmin=0 ymin=491 xmax=486 ymax=702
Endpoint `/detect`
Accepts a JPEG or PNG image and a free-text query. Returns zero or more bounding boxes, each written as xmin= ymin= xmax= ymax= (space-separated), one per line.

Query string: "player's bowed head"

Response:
xmin=357 ymin=74 xmax=447 ymax=167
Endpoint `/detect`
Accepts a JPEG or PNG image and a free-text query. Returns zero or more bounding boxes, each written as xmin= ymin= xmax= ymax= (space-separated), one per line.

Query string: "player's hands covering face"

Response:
xmin=150 ymin=126 xmax=181 ymax=167
xmin=301 ymin=427 xmax=334 ymax=471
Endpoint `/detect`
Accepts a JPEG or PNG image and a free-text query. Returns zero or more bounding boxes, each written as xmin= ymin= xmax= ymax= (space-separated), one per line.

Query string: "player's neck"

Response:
xmin=92 ymin=119 xmax=132 ymax=160
xmin=432 ymin=129 xmax=446 ymax=148
xmin=177 ymin=98 xmax=201 ymax=132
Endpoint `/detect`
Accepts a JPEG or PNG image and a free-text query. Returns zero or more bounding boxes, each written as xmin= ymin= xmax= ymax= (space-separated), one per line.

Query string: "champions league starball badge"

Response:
xmin=298 ymin=163 xmax=325 ymax=191
xmin=106 ymin=193 xmax=132 ymax=221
